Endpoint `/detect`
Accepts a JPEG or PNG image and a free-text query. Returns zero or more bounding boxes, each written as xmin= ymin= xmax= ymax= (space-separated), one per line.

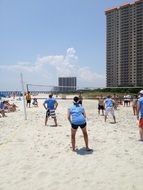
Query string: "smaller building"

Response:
xmin=58 ymin=77 xmax=77 ymax=92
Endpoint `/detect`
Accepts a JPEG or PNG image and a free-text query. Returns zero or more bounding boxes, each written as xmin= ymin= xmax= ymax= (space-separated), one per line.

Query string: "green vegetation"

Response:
xmin=55 ymin=87 xmax=142 ymax=99
xmin=76 ymin=87 xmax=142 ymax=99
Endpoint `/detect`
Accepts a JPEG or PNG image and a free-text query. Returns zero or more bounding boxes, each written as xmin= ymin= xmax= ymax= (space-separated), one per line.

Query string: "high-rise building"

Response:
xmin=105 ymin=0 xmax=143 ymax=87
xmin=58 ymin=77 xmax=77 ymax=92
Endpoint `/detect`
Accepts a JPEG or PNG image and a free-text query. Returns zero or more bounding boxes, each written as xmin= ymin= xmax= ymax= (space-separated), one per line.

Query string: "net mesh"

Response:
xmin=26 ymin=84 xmax=77 ymax=99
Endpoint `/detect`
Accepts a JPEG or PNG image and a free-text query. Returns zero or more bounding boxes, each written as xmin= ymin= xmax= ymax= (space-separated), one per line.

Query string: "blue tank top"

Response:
xmin=105 ymin=98 xmax=113 ymax=108
xmin=138 ymin=97 xmax=143 ymax=118
xmin=69 ymin=104 xmax=86 ymax=125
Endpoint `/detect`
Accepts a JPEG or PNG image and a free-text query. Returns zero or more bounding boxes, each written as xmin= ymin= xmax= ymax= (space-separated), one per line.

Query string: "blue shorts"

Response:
xmin=71 ymin=122 xmax=86 ymax=130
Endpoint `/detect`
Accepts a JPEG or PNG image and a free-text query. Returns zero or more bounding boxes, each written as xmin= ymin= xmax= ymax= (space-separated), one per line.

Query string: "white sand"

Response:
xmin=0 ymin=96 xmax=143 ymax=190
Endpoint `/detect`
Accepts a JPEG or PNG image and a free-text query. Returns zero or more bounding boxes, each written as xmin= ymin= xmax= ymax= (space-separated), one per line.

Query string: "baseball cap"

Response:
xmin=139 ymin=90 xmax=143 ymax=94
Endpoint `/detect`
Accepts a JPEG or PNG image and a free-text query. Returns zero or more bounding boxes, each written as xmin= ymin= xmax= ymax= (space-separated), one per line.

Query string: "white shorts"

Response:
xmin=105 ymin=107 xmax=115 ymax=116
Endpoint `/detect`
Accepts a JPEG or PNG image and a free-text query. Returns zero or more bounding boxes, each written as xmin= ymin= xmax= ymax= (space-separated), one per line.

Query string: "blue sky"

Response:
xmin=0 ymin=0 xmax=130 ymax=91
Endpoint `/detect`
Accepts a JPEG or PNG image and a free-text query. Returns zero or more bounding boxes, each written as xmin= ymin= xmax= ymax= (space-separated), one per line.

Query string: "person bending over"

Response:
xmin=67 ymin=96 xmax=92 ymax=152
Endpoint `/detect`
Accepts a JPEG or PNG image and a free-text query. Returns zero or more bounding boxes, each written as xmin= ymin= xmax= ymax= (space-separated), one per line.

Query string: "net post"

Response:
xmin=26 ymin=84 xmax=29 ymax=92
xmin=20 ymin=73 xmax=27 ymax=120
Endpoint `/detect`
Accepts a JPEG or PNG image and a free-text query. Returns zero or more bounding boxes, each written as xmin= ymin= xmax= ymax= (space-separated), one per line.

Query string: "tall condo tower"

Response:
xmin=105 ymin=0 xmax=143 ymax=87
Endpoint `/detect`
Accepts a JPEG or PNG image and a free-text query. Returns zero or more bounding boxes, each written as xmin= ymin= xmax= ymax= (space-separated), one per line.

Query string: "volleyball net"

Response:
xmin=26 ymin=83 xmax=142 ymax=95
xmin=26 ymin=83 xmax=77 ymax=98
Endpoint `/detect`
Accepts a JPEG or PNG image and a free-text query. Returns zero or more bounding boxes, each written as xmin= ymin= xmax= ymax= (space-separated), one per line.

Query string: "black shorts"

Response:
xmin=27 ymin=100 xmax=31 ymax=104
xmin=98 ymin=105 xmax=104 ymax=110
xmin=71 ymin=122 xmax=86 ymax=130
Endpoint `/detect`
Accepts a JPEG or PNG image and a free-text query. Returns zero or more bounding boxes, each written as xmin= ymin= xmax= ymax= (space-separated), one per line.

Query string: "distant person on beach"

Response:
xmin=113 ymin=94 xmax=119 ymax=110
xmin=78 ymin=92 xmax=83 ymax=105
xmin=98 ymin=95 xmax=104 ymax=115
xmin=137 ymin=90 xmax=143 ymax=141
xmin=43 ymin=94 xmax=58 ymax=126
xmin=25 ymin=91 xmax=31 ymax=108
xmin=3 ymin=101 xmax=17 ymax=112
xmin=124 ymin=94 xmax=131 ymax=107
xmin=67 ymin=96 xmax=92 ymax=152
xmin=32 ymin=98 xmax=38 ymax=107
xmin=132 ymin=95 xmax=138 ymax=115
xmin=12 ymin=92 xmax=16 ymax=99
xmin=126 ymin=94 xmax=131 ymax=106
xmin=123 ymin=95 xmax=128 ymax=107
xmin=104 ymin=95 xmax=116 ymax=123
xmin=0 ymin=101 xmax=7 ymax=117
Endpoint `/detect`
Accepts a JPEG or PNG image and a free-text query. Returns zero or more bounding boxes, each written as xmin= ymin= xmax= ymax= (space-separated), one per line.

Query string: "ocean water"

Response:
xmin=0 ymin=91 xmax=22 ymax=98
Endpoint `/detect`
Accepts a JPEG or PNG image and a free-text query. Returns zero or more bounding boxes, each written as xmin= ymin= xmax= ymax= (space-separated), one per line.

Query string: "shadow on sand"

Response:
xmin=76 ymin=147 xmax=93 ymax=156
xmin=109 ymin=122 xmax=117 ymax=124
xmin=48 ymin=124 xmax=62 ymax=127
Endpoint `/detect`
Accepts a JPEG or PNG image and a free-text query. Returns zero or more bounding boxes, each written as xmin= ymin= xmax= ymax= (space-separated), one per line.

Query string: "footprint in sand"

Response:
xmin=21 ymin=164 xmax=32 ymax=170
xmin=37 ymin=171 xmax=49 ymax=179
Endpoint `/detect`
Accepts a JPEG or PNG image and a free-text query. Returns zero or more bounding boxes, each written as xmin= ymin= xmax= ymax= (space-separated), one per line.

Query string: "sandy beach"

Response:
xmin=0 ymin=96 xmax=143 ymax=190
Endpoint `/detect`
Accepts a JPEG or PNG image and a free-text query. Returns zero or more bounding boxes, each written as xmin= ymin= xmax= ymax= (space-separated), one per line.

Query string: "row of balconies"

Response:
xmin=106 ymin=56 xmax=143 ymax=61
xmin=106 ymin=45 xmax=142 ymax=49
xmin=107 ymin=24 xmax=143 ymax=30
xmin=107 ymin=18 xmax=143 ymax=24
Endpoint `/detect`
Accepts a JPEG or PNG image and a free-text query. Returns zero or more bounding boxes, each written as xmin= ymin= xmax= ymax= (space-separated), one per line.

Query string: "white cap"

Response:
xmin=139 ymin=90 xmax=143 ymax=94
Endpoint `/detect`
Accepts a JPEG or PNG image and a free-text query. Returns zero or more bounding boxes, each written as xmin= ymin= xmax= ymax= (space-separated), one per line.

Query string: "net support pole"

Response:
xmin=20 ymin=73 xmax=27 ymax=120
xmin=26 ymin=84 xmax=29 ymax=92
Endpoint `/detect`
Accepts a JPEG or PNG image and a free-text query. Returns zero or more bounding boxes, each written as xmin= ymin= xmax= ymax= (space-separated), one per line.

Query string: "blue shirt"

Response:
xmin=69 ymin=104 xmax=86 ymax=125
xmin=44 ymin=98 xmax=57 ymax=110
xmin=104 ymin=98 xmax=113 ymax=108
xmin=138 ymin=97 xmax=143 ymax=118
xmin=0 ymin=101 xmax=4 ymax=109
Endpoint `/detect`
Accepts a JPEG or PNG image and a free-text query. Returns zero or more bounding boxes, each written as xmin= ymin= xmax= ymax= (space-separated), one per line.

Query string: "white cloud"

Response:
xmin=79 ymin=66 xmax=104 ymax=81
xmin=0 ymin=48 xmax=106 ymax=90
